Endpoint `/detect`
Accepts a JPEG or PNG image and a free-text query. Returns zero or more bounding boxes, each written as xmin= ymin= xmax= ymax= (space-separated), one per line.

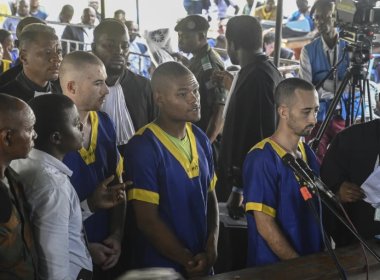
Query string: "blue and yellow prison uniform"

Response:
xmin=125 ymin=122 xmax=216 ymax=273
xmin=63 ymin=111 xmax=123 ymax=243
xmin=243 ymin=138 xmax=324 ymax=267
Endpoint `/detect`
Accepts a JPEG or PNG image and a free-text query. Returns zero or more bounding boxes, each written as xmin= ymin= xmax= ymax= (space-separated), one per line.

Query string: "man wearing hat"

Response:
xmin=175 ymin=15 xmax=226 ymax=153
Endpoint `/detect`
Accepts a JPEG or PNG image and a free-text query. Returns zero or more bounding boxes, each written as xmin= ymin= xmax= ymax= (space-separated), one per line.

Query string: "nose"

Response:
xmin=50 ymin=51 xmax=62 ymax=63
xmin=103 ymin=84 xmax=110 ymax=96
xmin=188 ymin=90 xmax=199 ymax=104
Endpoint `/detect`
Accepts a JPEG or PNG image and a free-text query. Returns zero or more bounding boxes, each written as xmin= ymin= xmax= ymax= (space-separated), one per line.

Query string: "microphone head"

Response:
xmin=282 ymin=153 xmax=296 ymax=166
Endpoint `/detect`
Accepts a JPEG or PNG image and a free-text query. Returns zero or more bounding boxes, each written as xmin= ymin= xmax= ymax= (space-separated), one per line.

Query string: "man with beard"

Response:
xmin=299 ymin=0 xmax=350 ymax=163
xmin=60 ymin=51 xmax=125 ymax=280
xmin=0 ymin=23 xmax=62 ymax=102
xmin=92 ymin=19 xmax=156 ymax=157
xmin=243 ymin=78 xmax=323 ymax=266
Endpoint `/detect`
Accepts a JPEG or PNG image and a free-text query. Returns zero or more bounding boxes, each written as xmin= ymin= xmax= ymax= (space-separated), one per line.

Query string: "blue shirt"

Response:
xmin=125 ymin=122 xmax=216 ymax=273
xmin=288 ymin=10 xmax=314 ymax=31
xmin=243 ymin=138 xmax=324 ymax=267
xmin=63 ymin=111 xmax=123 ymax=242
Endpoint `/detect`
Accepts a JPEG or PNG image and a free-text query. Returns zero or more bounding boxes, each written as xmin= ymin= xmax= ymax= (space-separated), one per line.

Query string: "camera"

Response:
xmin=336 ymin=0 xmax=380 ymax=48
xmin=335 ymin=0 xmax=380 ymax=66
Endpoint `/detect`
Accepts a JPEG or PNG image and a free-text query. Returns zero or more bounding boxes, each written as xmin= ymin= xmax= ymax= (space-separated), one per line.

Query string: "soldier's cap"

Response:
xmin=174 ymin=15 xmax=210 ymax=33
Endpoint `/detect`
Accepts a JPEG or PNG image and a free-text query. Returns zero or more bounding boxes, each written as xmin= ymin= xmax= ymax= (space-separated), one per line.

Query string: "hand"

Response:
xmin=338 ymin=181 xmax=366 ymax=203
xmin=186 ymin=253 xmax=209 ymax=278
xmin=101 ymin=235 xmax=122 ymax=270
xmin=88 ymin=242 xmax=117 ymax=267
xmin=211 ymin=70 xmax=233 ymax=91
xmin=226 ymin=191 xmax=245 ymax=220
xmin=87 ymin=175 xmax=126 ymax=212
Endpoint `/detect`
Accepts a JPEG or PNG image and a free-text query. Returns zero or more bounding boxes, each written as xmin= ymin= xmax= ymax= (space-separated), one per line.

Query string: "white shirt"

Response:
xmin=83 ymin=27 xmax=94 ymax=51
xmin=11 ymin=149 xmax=92 ymax=280
xmin=101 ymin=82 xmax=135 ymax=145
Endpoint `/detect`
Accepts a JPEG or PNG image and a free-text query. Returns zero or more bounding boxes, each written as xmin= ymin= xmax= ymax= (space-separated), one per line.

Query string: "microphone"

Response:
xmin=282 ymin=154 xmax=316 ymax=188
xmin=296 ymin=158 xmax=338 ymax=202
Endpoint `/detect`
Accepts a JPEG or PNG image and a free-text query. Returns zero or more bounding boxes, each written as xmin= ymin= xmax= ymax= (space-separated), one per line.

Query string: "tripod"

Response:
xmin=310 ymin=46 xmax=374 ymax=153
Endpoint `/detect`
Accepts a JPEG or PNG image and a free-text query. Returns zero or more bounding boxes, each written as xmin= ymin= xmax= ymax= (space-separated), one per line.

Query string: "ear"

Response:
xmin=19 ymin=49 xmax=28 ymax=65
xmin=0 ymin=129 xmax=11 ymax=146
xmin=66 ymin=80 xmax=76 ymax=95
xmin=50 ymin=132 xmax=62 ymax=145
xmin=277 ymin=105 xmax=289 ymax=120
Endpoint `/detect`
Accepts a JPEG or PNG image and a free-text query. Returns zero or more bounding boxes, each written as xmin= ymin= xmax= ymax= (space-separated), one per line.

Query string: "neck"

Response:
xmin=36 ymin=145 xmax=65 ymax=162
xmin=79 ymin=110 xmax=90 ymax=125
xmin=238 ymin=49 xmax=262 ymax=68
xmin=0 ymin=164 xmax=7 ymax=179
xmin=23 ymin=70 xmax=49 ymax=88
xmin=155 ymin=117 xmax=187 ymax=139
xmin=191 ymin=42 xmax=208 ymax=56
xmin=271 ymin=126 xmax=301 ymax=157
xmin=322 ymin=32 xmax=338 ymax=49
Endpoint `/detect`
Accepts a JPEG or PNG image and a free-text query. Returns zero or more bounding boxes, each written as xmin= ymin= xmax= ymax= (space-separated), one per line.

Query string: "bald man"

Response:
xmin=60 ymin=51 xmax=125 ymax=279
xmin=0 ymin=93 xmax=37 ymax=279
xmin=124 ymin=61 xmax=219 ymax=278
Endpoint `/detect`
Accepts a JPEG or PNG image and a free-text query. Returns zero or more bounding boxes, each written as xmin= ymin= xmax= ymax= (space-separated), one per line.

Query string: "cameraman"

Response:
xmin=299 ymin=0 xmax=350 ymax=163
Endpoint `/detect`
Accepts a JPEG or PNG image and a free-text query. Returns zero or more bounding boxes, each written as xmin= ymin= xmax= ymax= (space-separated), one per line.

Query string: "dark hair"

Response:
xmin=114 ymin=9 xmax=125 ymax=16
xmin=274 ymin=77 xmax=315 ymax=107
xmin=0 ymin=29 xmax=11 ymax=44
xmin=310 ymin=0 xmax=334 ymax=17
xmin=93 ymin=18 xmax=126 ymax=42
xmin=0 ymin=93 xmax=26 ymax=128
xmin=151 ymin=61 xmax=193 ymax=92
xmin=225 ymin=15 xmax=262 ymax=51
xmin=263 ymin=31 xmax=275 ymax=45
xmin=19 ymin=23 xmax=57 ymax=49
xmin=28 ymin=94 xmax=75 ymax=147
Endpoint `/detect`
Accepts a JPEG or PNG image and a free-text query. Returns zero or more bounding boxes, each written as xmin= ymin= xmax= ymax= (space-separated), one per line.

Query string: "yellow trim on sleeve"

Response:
xmin=208 ymin=173 xmax=217 ymax=192
xmin=79 ymin=111 xmax=98 ymax=164
xmin=127 ymin=188 xmax=159 ymax=204
xmin=245 ymin=202 xmax=276 ymax=217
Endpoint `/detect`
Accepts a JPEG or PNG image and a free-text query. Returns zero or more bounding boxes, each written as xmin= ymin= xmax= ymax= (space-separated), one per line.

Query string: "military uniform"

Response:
xmin=189 ymin=44 xmax=226 ymax=131
xmin=175 ymin=14 xmax=226 ymax=132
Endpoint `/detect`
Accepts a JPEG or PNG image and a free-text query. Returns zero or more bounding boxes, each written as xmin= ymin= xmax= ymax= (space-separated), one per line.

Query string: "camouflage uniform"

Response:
xmin=189 ymin=44 xmax=226 ymax=131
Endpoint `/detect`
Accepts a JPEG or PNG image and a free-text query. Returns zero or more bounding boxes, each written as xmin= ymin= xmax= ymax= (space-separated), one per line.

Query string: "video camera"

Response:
xmin=336 ymin=0 xmax=380 ymax=48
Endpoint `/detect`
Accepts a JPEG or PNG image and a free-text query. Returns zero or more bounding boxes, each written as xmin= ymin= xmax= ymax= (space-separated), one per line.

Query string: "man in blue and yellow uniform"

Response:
xmin=60 ymin=51 xmax=126 ymax=280
xmin=243 ymin=78 xmax=324 ymax=266
xmin=175 ymin=15 xmax=225 ymax=145
xmin=125 ymin=61 xmax=219 ymax=278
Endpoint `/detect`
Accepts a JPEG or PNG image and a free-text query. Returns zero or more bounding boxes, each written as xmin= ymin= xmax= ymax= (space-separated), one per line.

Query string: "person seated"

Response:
xmin=114 ymin=9 xmax=126 ymax=24
xmin=214 ymin=0 xmax=239 ymax=20
xmin=252 ymin=0 xmax=277 ymax=21
xmin=0 ymin=29 xmax=18 ymax=68
xmin=287 ymin=0 xmax=314 ymax=31
xmin=2 ymin=0 xmax=30 ymax=38
xmin=29 ymin=0 xmax=48 ymax=20
xmin=263 ymin=31 xmax=294 ymax=59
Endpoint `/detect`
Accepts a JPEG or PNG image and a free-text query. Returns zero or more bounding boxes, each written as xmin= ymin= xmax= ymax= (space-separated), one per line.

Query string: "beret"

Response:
xmin=175 ymin=15 xmax=210 ymax=32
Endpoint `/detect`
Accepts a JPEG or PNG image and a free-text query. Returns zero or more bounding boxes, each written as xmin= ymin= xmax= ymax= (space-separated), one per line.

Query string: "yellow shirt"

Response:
xmin=253 ymin=6 xmax=277 ymax=21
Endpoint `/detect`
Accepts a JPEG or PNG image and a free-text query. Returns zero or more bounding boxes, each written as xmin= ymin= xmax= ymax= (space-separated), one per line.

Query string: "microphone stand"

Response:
xmin=284 ymin=155 xmax=380 ymax=263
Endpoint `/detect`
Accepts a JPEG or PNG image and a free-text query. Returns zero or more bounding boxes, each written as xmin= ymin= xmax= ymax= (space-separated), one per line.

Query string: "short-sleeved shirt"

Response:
xmin=243 ymin=138 xmax=323 ymax=266
xmin=63 ymin=111 xmax=123 ymax=243
xmin=189 ymin=44 xmax=225 ymax=131
xmin=125 ymin=122 xmax=216 ymax=272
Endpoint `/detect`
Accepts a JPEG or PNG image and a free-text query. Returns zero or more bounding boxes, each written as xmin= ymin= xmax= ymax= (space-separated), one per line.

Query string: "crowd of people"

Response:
xmin=1 ymin=0 xmax=380 ymax=279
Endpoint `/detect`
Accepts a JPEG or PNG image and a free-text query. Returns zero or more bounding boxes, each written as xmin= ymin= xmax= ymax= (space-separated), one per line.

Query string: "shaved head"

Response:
xmin=274 ymin=78 xmax=316 ymax=108
xmin=59 ymin=50 xmax=105 ymax=91
xmin=0 ymin=94 xmax=32 ymax=129
xmin=151 ymin=61 xmax=195 ymax=94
